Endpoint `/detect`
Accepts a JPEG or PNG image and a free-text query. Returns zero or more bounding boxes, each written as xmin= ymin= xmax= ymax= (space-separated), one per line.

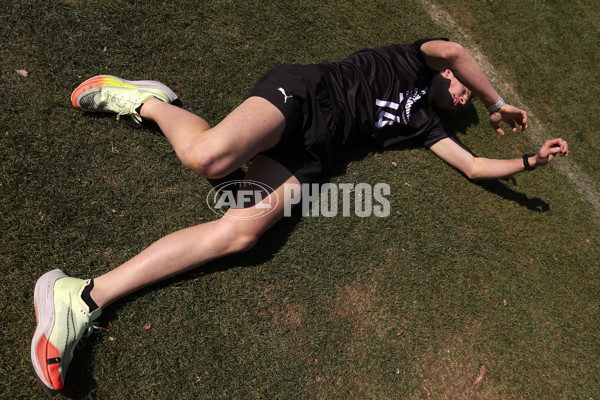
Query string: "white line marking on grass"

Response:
xmin=418 ymin=0 xmax=600 ymax=215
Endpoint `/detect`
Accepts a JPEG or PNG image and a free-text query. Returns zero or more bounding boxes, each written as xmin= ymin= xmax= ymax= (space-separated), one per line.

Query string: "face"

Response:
xmin=430 ymin=69 xmax=472 ymax=111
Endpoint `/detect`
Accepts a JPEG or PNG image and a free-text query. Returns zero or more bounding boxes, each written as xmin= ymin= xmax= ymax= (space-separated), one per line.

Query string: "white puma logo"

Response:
xmin=277 ymin=87 xmax=293 ymax=103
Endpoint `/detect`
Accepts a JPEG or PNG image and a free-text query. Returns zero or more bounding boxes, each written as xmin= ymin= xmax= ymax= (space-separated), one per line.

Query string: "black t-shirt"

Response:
xmin=321 ymin=38 xmax=449 ymax=150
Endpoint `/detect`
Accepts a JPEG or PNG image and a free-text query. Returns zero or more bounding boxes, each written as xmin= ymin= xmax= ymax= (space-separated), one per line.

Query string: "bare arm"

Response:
xmin=420 ymin=40 xmax=528 ymax=135
xmin=421 ymin=41 xmax=499 ymax=106
xmin=429 ymin=137 xmax=569 ymax=180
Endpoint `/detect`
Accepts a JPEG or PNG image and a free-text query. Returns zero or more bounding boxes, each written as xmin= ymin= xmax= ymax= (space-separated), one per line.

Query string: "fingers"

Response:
xmin=490 ymin=116 xmax=507 ymax=136
xmin=517 ymin=119 xmax=527 ymax=132
xmin=487 ymin=104 xmax=530 ymax=135
xmin=497 ymin=117 xmax=521 ymax=134
xmin=545 ymin=138 xmax=569 ymax=155
xmin=539 ymin=138 xmax=569 ymax=164
xmin=521 ymin=112 xmax=528 ymax=131
xmin=508 ymin=109 xmax=527 ymax=132
xmin=514 ymin=109 xmax=527 ymax=132
xmin=557 ymin=138 xmax=569 ymax=157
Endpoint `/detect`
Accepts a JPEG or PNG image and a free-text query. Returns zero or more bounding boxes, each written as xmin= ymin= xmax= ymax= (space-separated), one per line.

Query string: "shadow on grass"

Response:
xmin=476 ymin=177 xmax=550 ymax=212
xmin=440 ymin=101 xmax=480 ymax=136
xmin=62 ymin=335 xmax=102 ymax=399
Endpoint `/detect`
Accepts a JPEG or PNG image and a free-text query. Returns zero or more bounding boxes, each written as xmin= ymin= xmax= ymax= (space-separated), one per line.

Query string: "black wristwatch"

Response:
xmin=522 ymin=153 xmax=536 ymax=171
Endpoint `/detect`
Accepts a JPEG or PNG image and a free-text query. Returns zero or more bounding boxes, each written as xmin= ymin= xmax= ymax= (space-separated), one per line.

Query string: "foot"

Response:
xmin=31 ymin=269 xmax=102 ymax=396
xmin=70 ymin=75 xmax=178 ymax=124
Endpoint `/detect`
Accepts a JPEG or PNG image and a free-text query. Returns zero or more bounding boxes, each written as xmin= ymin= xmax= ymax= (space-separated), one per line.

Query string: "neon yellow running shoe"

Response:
xmin=71 ymin=75 xmax=178 ymax=124
xmin=31 ymin=269 xmax=102 ymax=396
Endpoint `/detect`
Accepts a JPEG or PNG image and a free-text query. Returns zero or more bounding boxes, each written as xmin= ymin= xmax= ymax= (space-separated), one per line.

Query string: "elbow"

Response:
xmin=464 ymin=169 xmax=481 ymax=181
xmin=462 ymin=158 xmax=484 ymax=181
xmin=466 ymin=173 xmax=485 ymax=181
xmin=442 ymin=42 xmax=468 ymax=65
xmin=463 ymin=158 xmax=505 ymax=181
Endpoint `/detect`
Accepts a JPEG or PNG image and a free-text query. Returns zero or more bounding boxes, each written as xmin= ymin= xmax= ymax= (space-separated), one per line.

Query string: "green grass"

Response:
xmin=1 ymin=0 xmax=599 ymax=398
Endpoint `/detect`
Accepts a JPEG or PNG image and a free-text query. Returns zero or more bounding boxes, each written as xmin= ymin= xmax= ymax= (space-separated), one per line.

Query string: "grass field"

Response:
xmin=1 ymin=0 xmax=599 ymax=398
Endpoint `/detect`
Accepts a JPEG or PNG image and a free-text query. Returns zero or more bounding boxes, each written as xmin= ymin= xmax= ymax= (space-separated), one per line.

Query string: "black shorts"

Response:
xmin=248 ymin=64 xmax=341 ymax=184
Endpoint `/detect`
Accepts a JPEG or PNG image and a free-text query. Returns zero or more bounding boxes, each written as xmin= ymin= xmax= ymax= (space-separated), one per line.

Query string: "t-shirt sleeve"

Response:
xmin=420 ymin=118 xmax=450 ymax=147
xmin=410 ymin=38 xmax=450 ymax=52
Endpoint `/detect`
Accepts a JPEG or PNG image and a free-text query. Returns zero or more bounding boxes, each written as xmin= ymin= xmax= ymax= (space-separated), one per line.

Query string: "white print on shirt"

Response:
xmin=277 ymin=87 xmax=293 ymax=103
xmin=375 ymin=87 xmax=429 ymax=128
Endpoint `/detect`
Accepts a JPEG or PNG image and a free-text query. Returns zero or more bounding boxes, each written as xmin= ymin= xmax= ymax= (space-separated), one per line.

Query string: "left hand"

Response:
xmin=535 ymin=138 xmax=569 ymax=167
xmin=489 ymin=104 xmax=528 ymax=135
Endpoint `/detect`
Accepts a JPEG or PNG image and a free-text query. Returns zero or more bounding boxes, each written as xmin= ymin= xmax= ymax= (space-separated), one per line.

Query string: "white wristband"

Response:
xmin=488 ymin=97 xmax=505 ymax=113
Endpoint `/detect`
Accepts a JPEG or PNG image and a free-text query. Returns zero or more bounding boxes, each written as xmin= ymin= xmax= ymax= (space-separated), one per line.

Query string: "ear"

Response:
xmin=441 ymin=69 xmax=453 ymax=78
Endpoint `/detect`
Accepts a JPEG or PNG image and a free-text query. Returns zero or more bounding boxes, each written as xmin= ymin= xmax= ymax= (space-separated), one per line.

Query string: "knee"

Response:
xmin=216 ymin=220 xmax=261 ymax=254
xmin=229 ymin=232 xmax=260 ymax=253
xmin=179 ymin=146 xmax=225 ymax=179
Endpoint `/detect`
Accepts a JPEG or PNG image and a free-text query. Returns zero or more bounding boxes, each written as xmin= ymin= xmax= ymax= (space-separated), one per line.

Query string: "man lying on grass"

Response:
xmin=31 ymin=38 xmax=568 ymax=395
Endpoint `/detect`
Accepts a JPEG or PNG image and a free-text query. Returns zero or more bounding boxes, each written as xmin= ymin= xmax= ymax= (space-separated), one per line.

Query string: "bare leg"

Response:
xmin=141 ymin=96 xmax=286 ymax=179
xmin=90 ymin=155 xmax=301 ymax=309
xmin=89 ymin=94 xmax=294 ymax=307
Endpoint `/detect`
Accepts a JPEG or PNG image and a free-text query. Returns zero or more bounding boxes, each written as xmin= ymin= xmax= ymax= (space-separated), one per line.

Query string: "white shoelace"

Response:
xmin=77 ymin=322 xmax=109 ymax=349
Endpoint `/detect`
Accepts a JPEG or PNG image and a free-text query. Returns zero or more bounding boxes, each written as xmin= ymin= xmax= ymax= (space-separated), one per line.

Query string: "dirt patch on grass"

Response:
xmin=256 ymin=280 xmax=305 ymax=355
xmin=269 ymin=299 xmax=303 ymax=331
xmin=419 ymin=323 xmax=502 ymax=399
xmin=332 ymin=278 xmax=389 ymax=340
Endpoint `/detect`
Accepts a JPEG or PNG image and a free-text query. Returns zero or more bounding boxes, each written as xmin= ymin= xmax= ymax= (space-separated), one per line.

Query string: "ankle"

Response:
xmin=80 ymin=279 xmax=100 ymax=312
xmin=137 ymin=96 xmax=163 ymax=119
